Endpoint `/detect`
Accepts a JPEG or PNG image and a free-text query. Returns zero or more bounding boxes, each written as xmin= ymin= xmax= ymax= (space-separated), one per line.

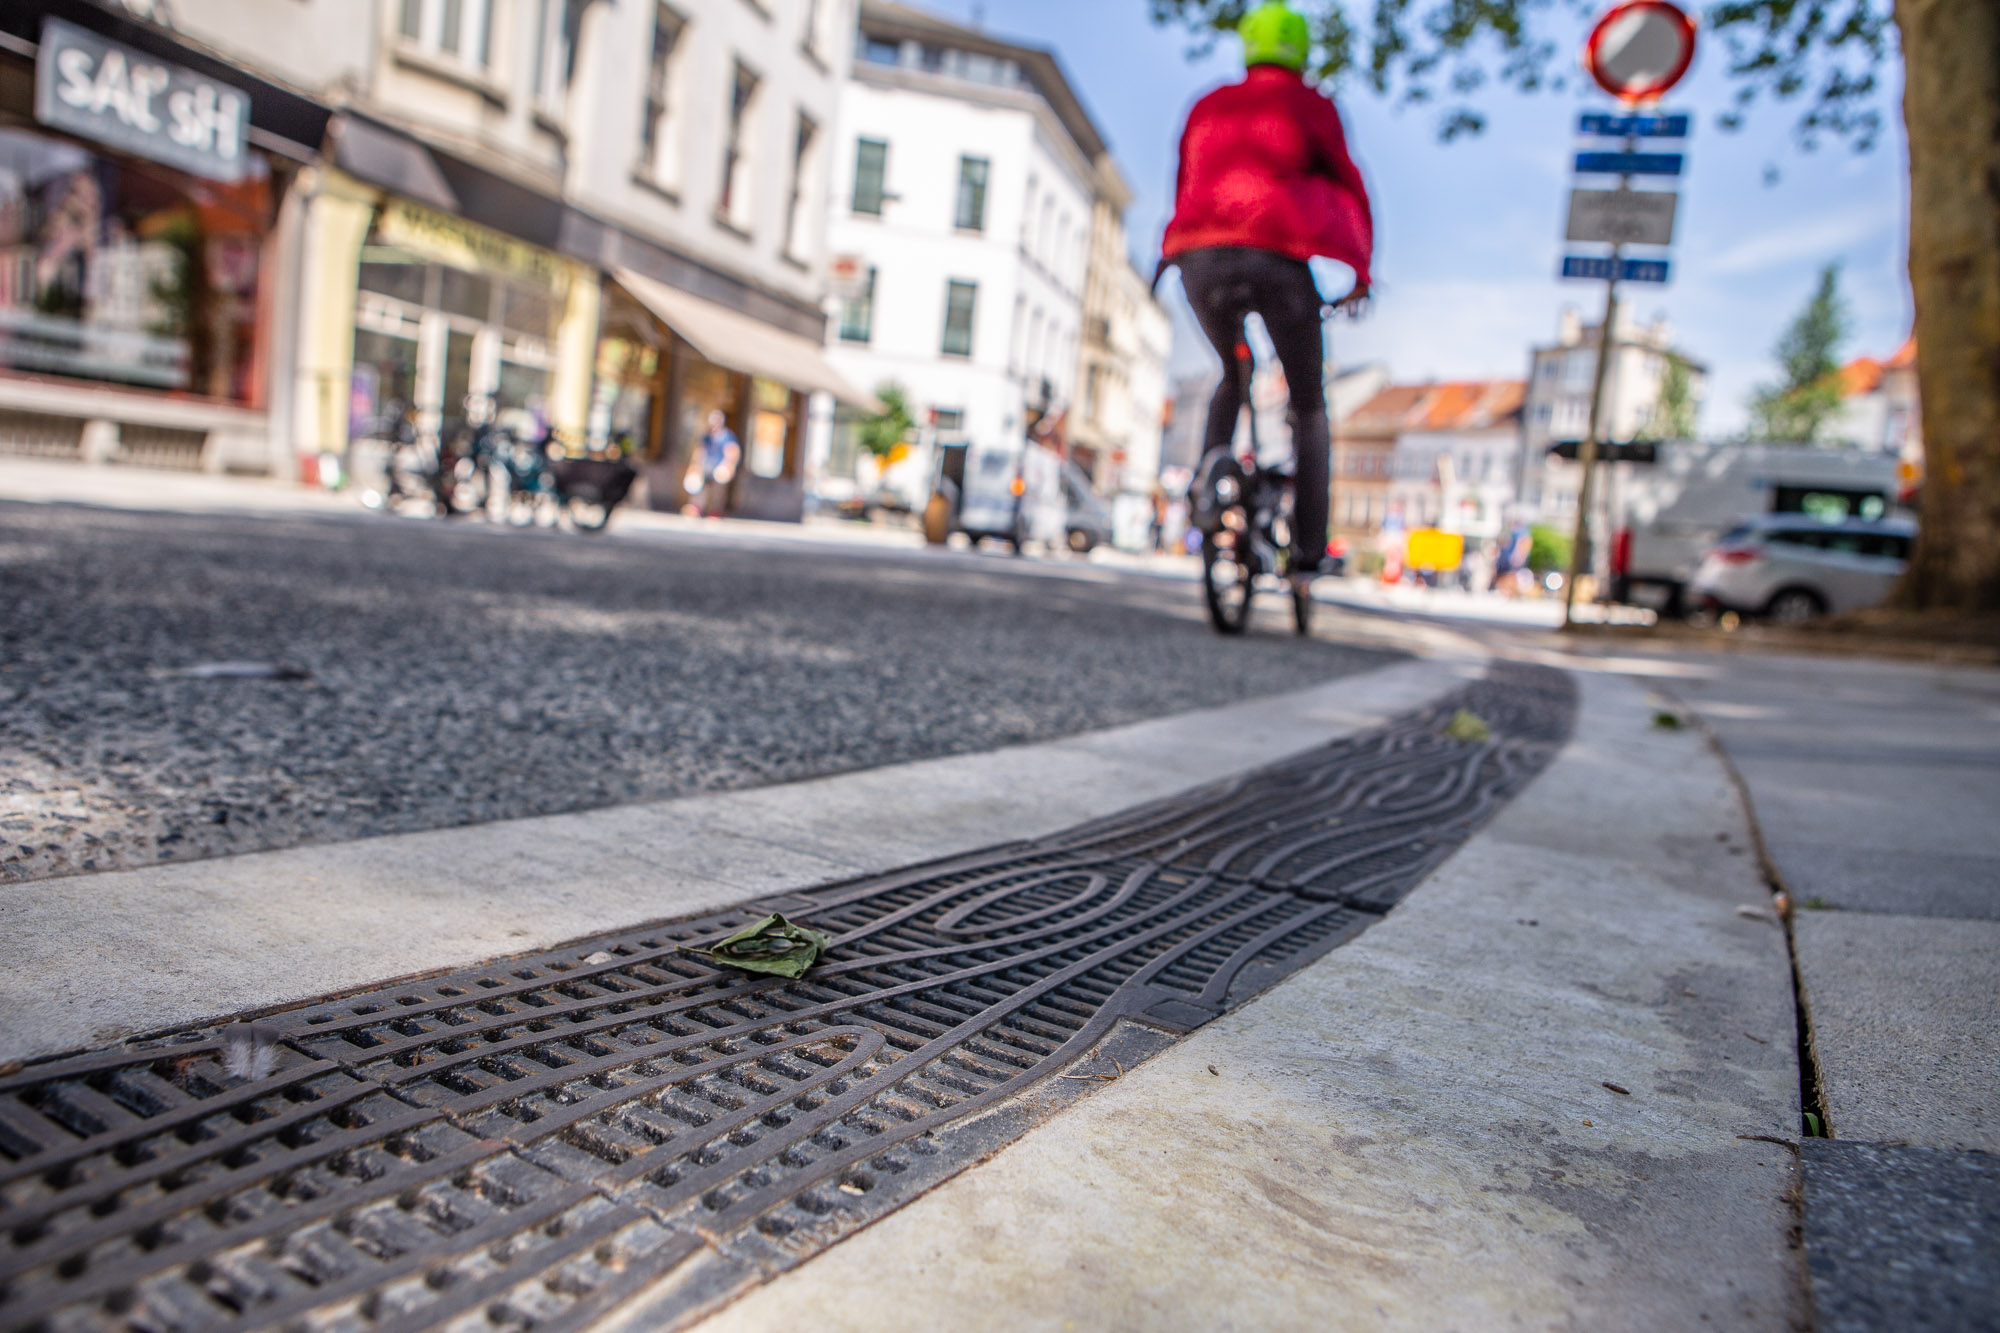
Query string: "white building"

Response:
xmin=4 ymin=0 xmax=866 ymax=518
xmin=1383 ymin=381 xmax=1526 ymax=540
xmin=1831 ymin=338 xmax=1919 ymax=456
xmin=1518 ymin=306 xmax=1707 ymax=524
xmin=813 ymin=0 xmax=1102 ymax=500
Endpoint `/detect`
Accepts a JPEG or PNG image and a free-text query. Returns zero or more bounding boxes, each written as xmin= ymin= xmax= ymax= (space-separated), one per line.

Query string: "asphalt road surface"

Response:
xmin=0 ymin=502 xmax=1398 ymax=883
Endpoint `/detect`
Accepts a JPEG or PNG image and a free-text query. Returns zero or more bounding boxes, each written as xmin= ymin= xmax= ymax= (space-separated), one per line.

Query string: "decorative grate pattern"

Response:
xmin=0 ymin=664 xmax=1573 ymax=1333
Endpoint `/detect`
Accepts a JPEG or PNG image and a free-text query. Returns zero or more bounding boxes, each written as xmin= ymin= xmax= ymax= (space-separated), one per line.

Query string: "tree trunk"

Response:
xmin=1895 ymin=0 xmax=2000 ymax=611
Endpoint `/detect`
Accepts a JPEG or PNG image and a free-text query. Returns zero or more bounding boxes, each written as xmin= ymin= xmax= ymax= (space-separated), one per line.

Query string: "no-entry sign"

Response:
xmin=1584 ymin=1 xmax=1697 ymax=102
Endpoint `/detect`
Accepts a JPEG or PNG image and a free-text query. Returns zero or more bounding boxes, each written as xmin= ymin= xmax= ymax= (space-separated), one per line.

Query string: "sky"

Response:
xmin=915 ymin=0 xmax=1912 ymax=436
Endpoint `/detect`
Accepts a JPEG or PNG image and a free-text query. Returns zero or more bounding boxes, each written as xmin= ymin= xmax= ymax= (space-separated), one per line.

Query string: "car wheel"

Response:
xmin=1067 ymin=530 xmax=1095 ymax=555
xmin=1765 ymin=587 xmax=1826 ymax=624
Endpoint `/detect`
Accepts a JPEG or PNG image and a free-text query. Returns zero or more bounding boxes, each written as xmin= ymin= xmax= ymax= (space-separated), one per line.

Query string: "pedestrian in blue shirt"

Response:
xmin=684 ymin=410 xmax=740 ymax=518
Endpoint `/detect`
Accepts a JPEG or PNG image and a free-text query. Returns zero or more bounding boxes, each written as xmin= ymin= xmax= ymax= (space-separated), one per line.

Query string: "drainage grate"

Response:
xmin=0 ymin=663 xmax=1574 ymax=1333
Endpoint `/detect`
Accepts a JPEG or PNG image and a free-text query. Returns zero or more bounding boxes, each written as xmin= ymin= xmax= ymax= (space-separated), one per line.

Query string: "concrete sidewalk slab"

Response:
xmin=1795 ymin=909 xmax=2000 ymax=1152
xmin=1674 ymin=652 xmax=2000 ymax=922
xmin=685 ymin=670 xmax=1806 ymax=1332
xmin=0 ymin=655 xmax=1476 ymax=1061
xmin=1802 ymin=1140 xmax=2000 ymax=1333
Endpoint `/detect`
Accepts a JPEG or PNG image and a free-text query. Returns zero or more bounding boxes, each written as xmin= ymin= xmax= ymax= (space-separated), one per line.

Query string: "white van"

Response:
xmin=1610 ymin=441 xmax=1899 ymax=614
xmin=958 ymin=441 xmax=1066 ymax=552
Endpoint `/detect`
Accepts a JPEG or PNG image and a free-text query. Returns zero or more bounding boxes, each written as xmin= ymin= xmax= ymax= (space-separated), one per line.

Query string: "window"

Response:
xmin=933 ymin=408 xmax=965 ymax=435
xmin=851 ymin=138 xmax=888 ymax=215
xmin=861 ymin=36 xmax=901 ymax=65
xmin=801 ymin=0 xmax=825 ymax=57
xmin=784 ymin=113 xmax=818 ymax=258
xmin=838 ymin=267 xmax=876 ymax=343
xmin=955 ymin=156 xmax=989 ymax=231
xmin=530 ymin=0 xmax=590 ymax=109
xmin=638 ymin=5 xmax=688 ymax=184
xmin=718 ymin=62 xmax=761 ymax=228
xmin=941 ymin=280 xmax=977 ymax=357
xmin=0 ymin=126 xmax=272 ymax=403
xmin=397 ymin=0 xmax=493 ymax=68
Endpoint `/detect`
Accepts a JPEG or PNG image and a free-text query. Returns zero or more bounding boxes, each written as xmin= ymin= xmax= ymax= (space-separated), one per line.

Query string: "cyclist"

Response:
xmin=1161 ymin=1 xmax=1373 ymax=584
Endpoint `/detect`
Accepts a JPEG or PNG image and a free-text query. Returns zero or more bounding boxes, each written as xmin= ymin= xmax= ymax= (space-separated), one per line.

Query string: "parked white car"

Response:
xmin=1611 ymin=441 xmax=1899 ymax=615
xmin=1690 ymin=515 xmax=1916 ymax=622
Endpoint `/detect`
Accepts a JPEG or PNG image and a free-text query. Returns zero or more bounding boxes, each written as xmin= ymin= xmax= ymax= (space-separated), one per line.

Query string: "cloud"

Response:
xmin=1703 ymin=201 xmax=1903 ymax=276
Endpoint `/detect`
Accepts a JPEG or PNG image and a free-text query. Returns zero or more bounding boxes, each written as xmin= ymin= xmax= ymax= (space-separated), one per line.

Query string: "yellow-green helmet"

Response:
xmin=1239 ymin=2 xmax=1310 ymax=71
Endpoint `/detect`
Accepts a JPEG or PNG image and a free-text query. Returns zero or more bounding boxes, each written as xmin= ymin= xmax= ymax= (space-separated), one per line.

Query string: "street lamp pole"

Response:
xmin=1563 ymin=245 xmax=1620 ymax=629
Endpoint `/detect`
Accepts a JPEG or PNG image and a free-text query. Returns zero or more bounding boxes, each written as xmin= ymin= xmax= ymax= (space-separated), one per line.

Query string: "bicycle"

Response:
xmin=1196 ymin=347 xmax=1314 ymax=637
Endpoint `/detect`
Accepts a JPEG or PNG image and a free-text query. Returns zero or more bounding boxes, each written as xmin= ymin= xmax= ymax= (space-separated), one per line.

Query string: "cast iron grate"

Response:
xmin=0 ymin=663 xmax=1574 ymax=1333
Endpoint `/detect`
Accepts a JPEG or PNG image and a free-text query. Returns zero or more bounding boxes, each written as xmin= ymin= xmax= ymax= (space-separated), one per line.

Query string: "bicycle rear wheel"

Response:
xmin=1202 ymin=528 xmax=1254 ymax=634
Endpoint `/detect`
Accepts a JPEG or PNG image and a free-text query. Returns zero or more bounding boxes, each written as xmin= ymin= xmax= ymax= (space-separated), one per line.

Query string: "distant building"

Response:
xmin=1335 ymin=383 xmax=1428 ymax=543
xmin=1832 ymin=337 xmax=1919 ymax=458
xmin=1160 ymin=371 xmax=1214 ymax=478
xmin=814 ymin=0 xmax=1107 ymax=503
xmin=1337 ymin=380 xmax=1524 ymax=544
xmin=1072 ymin=158 xmax=1171 ymax=494
xmin=1518 ymin=307 xmax=1708 ymax=526
xmin=1385 ymin=381 xmax=1526 ymax=541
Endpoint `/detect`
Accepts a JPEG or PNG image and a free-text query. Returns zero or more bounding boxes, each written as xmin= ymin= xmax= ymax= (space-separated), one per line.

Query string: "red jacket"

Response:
xmin=1162 ymin=66 xmax=1373 ymax=290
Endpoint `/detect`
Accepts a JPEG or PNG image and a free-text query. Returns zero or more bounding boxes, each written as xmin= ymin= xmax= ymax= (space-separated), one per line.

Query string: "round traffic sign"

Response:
xmin=1584 ymin=1 xmax=1697 ymax=102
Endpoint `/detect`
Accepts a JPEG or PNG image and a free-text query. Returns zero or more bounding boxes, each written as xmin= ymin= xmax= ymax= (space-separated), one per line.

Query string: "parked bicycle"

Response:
xmin=486 ymin=414 xmax=637 ymax=534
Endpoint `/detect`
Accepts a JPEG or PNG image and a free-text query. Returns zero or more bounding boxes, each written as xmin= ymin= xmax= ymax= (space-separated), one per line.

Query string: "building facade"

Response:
xmin=1071 ymin=155 xmax=1169 ymax=495
xmin=1517 ymin=305 xmax=1707 ymax=526
xmin=1 ymin=0 xmax=868 ymax=522
xmin=1382 ymin=381 xmax=1525 ymax=540
xmin=812 ymin=0 xmax=1101 ymax=503
xmin=1833 ymin=338 xmax=1919 ymax=454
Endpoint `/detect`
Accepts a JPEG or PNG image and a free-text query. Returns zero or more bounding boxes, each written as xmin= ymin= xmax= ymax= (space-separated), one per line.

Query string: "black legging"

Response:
xmin=1177 ymin=246 xmax=1331 ymax=565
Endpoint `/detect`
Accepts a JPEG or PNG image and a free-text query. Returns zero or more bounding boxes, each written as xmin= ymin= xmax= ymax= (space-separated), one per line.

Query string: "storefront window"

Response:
xmin=587 ymin=284 xmax=665 ymax=457
xmin=0 ymin=124 xmax=271 ymax=402
xmin=749 ymin=376 xmax=790 ymax=478
xmin=350 ymin=218 xmax=562 ymax=445
xmin=350 ymin=328 xmax=418 ymax=441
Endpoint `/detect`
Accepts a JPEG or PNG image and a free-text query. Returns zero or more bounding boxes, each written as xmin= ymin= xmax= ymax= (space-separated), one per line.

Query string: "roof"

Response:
xmin=1838 ymin=337 xmax=1915 ymax=397
xmin=1340 ymin=385 xmax=1431 ymax=438
xmin=1341 ymin=380 xmax=1526 ymax=437
xmin=859 ymin=1 xmax=1108 ymax=161
xmin=1837 ymin=357 xmax=1885 ymax=398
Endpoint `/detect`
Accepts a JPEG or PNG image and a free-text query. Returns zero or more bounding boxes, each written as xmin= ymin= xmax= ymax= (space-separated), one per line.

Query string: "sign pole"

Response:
xmin=1563 ymin=248 xmax=1620 ymax=629
xmin=1560 ymin=1 xmax=1696 ymax=627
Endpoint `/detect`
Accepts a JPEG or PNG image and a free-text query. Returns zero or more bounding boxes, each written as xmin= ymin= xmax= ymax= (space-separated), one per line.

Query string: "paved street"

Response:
xmin=0 ymin=494 xmax=1394 ymax=884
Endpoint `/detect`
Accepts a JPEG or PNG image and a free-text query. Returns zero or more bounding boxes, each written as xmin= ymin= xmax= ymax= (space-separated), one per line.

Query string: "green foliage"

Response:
xmin=1442 ymin=709 xmax=1492 ymax=742
xmin=1749 ymin=263 xmax=1850 ymax=442
xmin=1647 ymin=355 xmax=1699 ymax=441
xmin=1147 ymin=1 xmax=1896 ymax=151
xmin=1526 ymin=523 xmax=1571 ymax=575
xmin=856 ymin=383 xmax=914 ymax=462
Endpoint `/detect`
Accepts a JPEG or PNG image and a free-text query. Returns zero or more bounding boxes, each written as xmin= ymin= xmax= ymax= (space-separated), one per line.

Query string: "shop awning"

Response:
xmin=332 ymin=115 xmax=460 ymax=214
xmin=612 ymin=268 xmax=877 ymax=412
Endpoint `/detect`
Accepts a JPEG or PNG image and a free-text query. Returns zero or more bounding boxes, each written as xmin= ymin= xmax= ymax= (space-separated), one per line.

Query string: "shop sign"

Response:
xmin=34 ymin=17 xmax=250 ymax=182
xmin=374 ymin=199 xmax=570 ymax=290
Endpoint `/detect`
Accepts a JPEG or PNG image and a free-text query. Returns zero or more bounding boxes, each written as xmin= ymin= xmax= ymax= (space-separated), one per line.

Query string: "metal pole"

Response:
xmin=1562 ymin=247 xmax=1620 ymax=628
